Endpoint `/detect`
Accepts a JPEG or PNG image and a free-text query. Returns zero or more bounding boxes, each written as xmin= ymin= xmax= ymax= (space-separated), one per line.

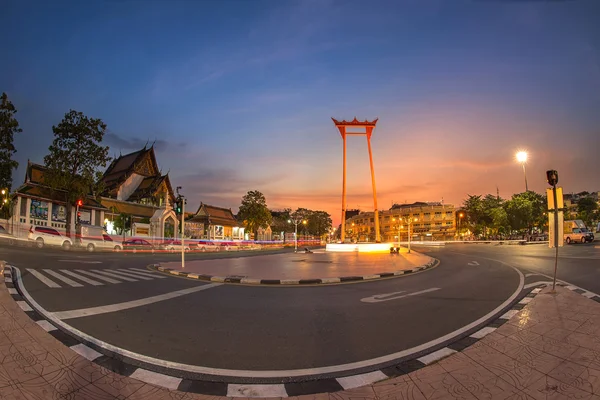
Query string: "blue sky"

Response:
xmin=2 ymin=0 xmax=599 ymax=222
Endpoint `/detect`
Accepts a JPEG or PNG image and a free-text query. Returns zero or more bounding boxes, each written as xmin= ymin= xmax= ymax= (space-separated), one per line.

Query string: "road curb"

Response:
xmin=3 ymin=263 xmax=562 ymax=397
xmin=150 ymin=257 xmax=439 ymax=286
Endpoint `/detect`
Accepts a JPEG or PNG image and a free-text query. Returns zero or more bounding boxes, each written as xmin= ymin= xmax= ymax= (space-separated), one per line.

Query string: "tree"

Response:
xmin=270 ymin=208 xmax=292 ymax=240
xmin=577 ymin=197 xmax=599 ymax=227
xmin=237 ymin=190 xmax=272 ymax=240
xmin=43 ymin=110 xmax=111 ymax=237
xmin=0 ymin=93 xmax=22 ymax=192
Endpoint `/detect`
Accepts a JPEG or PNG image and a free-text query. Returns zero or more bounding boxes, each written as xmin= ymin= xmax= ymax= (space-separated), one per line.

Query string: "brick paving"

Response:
xmin=3 ymin=259 xmax=600 ymax=398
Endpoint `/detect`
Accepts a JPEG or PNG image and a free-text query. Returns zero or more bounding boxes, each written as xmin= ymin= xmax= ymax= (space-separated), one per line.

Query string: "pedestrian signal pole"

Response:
xmin=546 ymin=170 xmax=562 ymax=291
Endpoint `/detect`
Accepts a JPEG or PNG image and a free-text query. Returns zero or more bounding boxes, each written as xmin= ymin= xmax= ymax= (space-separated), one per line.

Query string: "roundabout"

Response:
xmin=4 ymin=244 xmax=529 ymax=394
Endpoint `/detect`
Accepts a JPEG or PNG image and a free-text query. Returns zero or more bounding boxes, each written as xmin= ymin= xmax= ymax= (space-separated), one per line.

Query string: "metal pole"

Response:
xmin=366 ymin=135 xmax=380 ymax=242
xmin=408 ymin=219 xmax=411 ymax=254
xmin=552 ymin=184 xmax=559 ymax=291
xmin=341 ymin=134 xmax=347 ymax=243
xmin=522 ymin=163 xmax=528 ymax=192
xmin=294 ymin=222 xmax=298 ymax=253
xmin=181 ymin=197 xmax=185 ymax=269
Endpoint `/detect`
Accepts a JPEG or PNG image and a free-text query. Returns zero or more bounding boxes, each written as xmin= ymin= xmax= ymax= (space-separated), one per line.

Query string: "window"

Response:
xmin=436 ymin=222 xmax=442 ymax=226
xmin=424 ymin=223 xmax=431 ymax=227
xmin=103 ymin=234 xmax=113 ymax=242
xmin=446 ymin=221 xmax=453 ymax=225
xmin=435 ymin=212 xmax=442 ymax=215
xmin=424 ymin=212 xmax=431 ymax=216
xmin=20 ymin=198 xmax=27 ymax=217
xmin=370 ymin=218 xmax=374 ymax=223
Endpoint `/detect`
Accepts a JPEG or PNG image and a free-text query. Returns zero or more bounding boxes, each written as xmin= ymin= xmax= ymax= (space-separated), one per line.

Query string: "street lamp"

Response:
xmin=393 ymin=216 xmax=418 ymax=253
xmin=516 ymin=151 xmax=528 ymax=192
xmin=288 ymin=217 xmax=307 ymax=252
xmin=458 ymin=212 xmax=464 ymax=240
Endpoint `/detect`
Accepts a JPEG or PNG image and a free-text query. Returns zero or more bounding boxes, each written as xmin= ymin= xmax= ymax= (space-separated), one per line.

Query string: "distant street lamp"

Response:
xmin=516 ymin=151 xmax=529 ymax=192
xmin=393 ymin=216 xmax=418 ymax=253
xmin=458 ymin=212 xmax=464 ymax=240
xmin=288 ymin=217 xmax=307 ymax=252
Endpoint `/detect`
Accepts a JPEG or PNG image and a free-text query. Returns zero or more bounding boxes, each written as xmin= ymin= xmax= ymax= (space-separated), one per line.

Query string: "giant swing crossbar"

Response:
xmin=332 ymin=117 xmax=381 ymax=243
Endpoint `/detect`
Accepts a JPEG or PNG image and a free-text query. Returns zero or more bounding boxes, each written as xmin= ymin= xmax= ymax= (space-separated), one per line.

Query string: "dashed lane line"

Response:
xmin=60 ymin=270 xmax=104 ymax=286
xmin=43 ymin=269 xmax=84 ymax=287
xmin=27 ymin=269 xmax=60 ymax=288
xmin=91 ymin=269 xmax=138 ymax=282
xmin=77 ymin=270 xmax=121 ymax=284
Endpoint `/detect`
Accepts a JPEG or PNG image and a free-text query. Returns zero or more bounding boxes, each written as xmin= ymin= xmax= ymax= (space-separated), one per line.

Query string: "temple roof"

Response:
xmin=101 ymin=146 xmax=158 ymax=191
xmin=100 ymin=198 xmax=158 ymax=218
xmin=188 ymin=203 xmax=240 ymax=227
xmin=127 ymin=175 xmax=173 ymax=202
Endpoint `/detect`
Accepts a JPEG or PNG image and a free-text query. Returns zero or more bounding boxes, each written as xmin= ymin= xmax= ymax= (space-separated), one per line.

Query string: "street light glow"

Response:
xmin=516 ymin=151 xmax=528 ymax=163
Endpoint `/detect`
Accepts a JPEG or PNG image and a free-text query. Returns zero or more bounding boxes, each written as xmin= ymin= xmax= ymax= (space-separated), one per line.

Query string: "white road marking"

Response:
xmin=336 ymin=371 xmax=388 ymax=390
xmin=60 ymin=270 xmax=103 ymax=286
xmin=470 ymin=327 xmax=496 ymax=339
xmin=500 ymin=309 xmax=519 ymax=319
xmin=417 ymin=347 xmax=456 ymax=365
xmin=524 ymin=281 xmax=553 ymax=289
xmin=525 ymin=271 xmax=600 ymax=298
xmin=12 ymin=264 xmax=525 ymax=379
xmin=130 ymin=368 xmax=182 ymax=390
xmin=70 ymin=344 xmax=102 ymax=361
xmin=124 ymin=269 xmax=167 ymax=279
xmin=57 ymin=260 xmax=102 ymax=264
xmin=105 ymin=270 xmax=153 ymax=280
xmin=76 ymin=270 xmax=121 ymax=284
xmin=27 ymin=269 xmax=61 ymax=288
xmin=8 ymin=288 xmax=17 ymax=295
xmin=227 ymin=384 xmax=287 ymax=398
xmin=467 ymin=261 xmax=480 ymax=266
xmin=43 ymin=269 xmax=84 ymax=287
xmin=36 ymin=320 xmax=57 ymax=332
xmin=51 ymin=283 xmax=223 ymax=320
xmin=91 ymin=270 xmax=138 ymax=282
xmin=17 ymin=301 xmax=32 ymax=311
xmin=361 ymin=288 xmax=440 ymax=303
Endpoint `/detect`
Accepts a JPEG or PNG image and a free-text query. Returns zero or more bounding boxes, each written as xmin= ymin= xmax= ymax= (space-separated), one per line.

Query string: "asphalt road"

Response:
xmin=2 ymin=242 xmax=524 ymax=378
xmin=424 ymin=242 xmax=600 ymax=294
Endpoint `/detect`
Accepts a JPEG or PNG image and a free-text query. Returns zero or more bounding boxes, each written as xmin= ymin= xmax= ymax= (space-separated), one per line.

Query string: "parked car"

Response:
xmin=190 ymin=240 xmax=220 ymax=252
xmin=76 ymin=224 xmax=122 ymax=252
xmin=122 ymin=238 xmax=154 ymax=253
xmin=159 ymin=239 xmax=190 ymax=252
xmin=219 ymin=241 xmax=238 ymax=251
xmin=28 ymin=226 xmax=73 ymax=250
xmin=0 ymin=225 xmax=17 ymax=246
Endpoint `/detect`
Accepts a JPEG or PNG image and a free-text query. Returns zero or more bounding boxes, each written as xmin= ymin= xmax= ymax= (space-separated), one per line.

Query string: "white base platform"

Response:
xmin=325 ymin=242 xmax=396 ymax=253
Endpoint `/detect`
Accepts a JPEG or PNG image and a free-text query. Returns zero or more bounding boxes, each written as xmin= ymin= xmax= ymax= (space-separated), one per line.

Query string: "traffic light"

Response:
xmin=175 ymin=197 xmax=182 ymax=215
xmin=76 ymin=199 xmax=83 ymax=207
xmin=546 ymin=170 xmax=558 ymax=186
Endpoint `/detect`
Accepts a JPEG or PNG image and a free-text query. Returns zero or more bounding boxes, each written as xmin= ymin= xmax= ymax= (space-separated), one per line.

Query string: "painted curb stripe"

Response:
xmin=130 ymin=368 xmax=183 ymax=390
xmin=417 ymin=347 xmax=456 ymax=365
xmin=336 ymin=371 xmax=388 ymax=390
xmin=227 ymin=384 xmax=288 ymax=398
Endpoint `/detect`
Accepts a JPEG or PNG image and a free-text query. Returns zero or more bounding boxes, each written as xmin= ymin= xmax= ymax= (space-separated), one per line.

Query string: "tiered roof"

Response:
xmin=188 ymin=203 xmax=240 ymax=227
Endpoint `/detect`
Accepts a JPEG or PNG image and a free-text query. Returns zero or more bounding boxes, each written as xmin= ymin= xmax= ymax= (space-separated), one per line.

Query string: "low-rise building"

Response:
xmin=346 ymin=202 xmax=456 ymax=242
xmin=186 ymin=203 xmax=244 ymax=240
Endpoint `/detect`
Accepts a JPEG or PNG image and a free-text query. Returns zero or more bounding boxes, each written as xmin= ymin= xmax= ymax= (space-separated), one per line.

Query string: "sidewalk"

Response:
xmin=160 ymin=249 xmax=433 ymax=282
xmin=2 ymin=261 xmax=600 ymax=399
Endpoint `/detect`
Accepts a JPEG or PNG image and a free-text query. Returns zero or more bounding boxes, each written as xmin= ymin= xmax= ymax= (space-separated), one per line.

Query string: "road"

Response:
xmin=3 ymin=241 xmax=598 ymax=382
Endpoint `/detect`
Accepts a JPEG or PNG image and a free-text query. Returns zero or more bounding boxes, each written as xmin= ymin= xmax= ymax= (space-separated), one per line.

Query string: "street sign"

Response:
xmin=547 ymin=187 xmax=564 ymax=249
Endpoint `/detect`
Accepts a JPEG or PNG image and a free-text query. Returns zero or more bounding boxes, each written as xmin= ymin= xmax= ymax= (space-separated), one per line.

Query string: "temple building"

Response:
xmin=99 ymin=145 xmax=178 ymax=239
xmin=186 ymin=203 xmax=244 ymax=240
xmin=10 ymin=162 xmax=108 ymax=238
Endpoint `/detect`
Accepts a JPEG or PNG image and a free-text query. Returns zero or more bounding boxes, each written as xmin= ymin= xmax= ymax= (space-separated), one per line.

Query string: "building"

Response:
xmin=99 ymin=145 xmax=178 ymax=239
xmin=186 ymin=203 xmax=244 ymax=240
xmin=345 ymin=202 xmax=456 ymax=242
xmin=10 ymin=162 xmax=108 ymax=238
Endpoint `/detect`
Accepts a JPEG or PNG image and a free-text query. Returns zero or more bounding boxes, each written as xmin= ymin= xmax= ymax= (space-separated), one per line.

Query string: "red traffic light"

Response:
xmin=76 ymin=199 xmax=83 ymax=207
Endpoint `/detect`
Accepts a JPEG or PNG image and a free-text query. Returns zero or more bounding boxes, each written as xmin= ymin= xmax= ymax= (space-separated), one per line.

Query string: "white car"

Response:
xmin=28 ymin=226 xmax=73 ymax=250
xmin=159 ymin=240 xmax=190 ymax=252
xmin=79 ymin=233 xmax=123 ymax=252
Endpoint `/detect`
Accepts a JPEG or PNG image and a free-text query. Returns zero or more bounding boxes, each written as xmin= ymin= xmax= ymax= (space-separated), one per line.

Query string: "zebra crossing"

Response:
xmin=26 ymin=268 xmax=167 ymax=288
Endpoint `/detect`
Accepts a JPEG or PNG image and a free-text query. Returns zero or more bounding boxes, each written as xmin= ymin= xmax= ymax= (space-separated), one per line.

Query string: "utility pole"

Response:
xmin=176 ymin=186 xmax=185 ymax=269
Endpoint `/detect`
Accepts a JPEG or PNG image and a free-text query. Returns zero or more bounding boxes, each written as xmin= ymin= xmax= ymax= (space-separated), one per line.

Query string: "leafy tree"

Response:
xmin=307 ymin=210 xmax=332 ymax=237
xmin=270 ymin=208 xmax=292 ymax=240
xmin=113 ymin=213 xmax=131 ymax=235
xmin=43 ymin=110 xmax=111 ymax=237
xmin=577 ymin=197 xmax=599 ymax=227
xmin=0 ymin=93 xmax=22 ymax=193
xmin=237 ymin=190 xmax=272 ymax=240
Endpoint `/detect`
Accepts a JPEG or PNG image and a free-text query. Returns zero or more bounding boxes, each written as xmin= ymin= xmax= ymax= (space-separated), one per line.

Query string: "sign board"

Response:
xmin=547 ymin=187 xmax=564 ymax=248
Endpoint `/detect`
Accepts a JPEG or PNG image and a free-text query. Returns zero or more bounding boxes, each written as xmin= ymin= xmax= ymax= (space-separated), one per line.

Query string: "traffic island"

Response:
xmin=154 ymin=248 xmax=438 ymax=285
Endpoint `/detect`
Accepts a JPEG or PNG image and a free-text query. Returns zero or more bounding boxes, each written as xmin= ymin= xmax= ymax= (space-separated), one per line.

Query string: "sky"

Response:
xmin=2 ymin=0 xmax=600 ymax=224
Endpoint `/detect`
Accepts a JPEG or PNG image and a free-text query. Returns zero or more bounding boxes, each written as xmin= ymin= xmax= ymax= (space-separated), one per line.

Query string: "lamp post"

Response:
xmin=458 ymin=212 xmax=464 ymax=241
xmin=516 ymin=151 xmax=529 ymax=192
xmin=393 ymin=216 xmax=418 ymax=253
xmin=288 ymin=217 xmax=307 ymax=252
